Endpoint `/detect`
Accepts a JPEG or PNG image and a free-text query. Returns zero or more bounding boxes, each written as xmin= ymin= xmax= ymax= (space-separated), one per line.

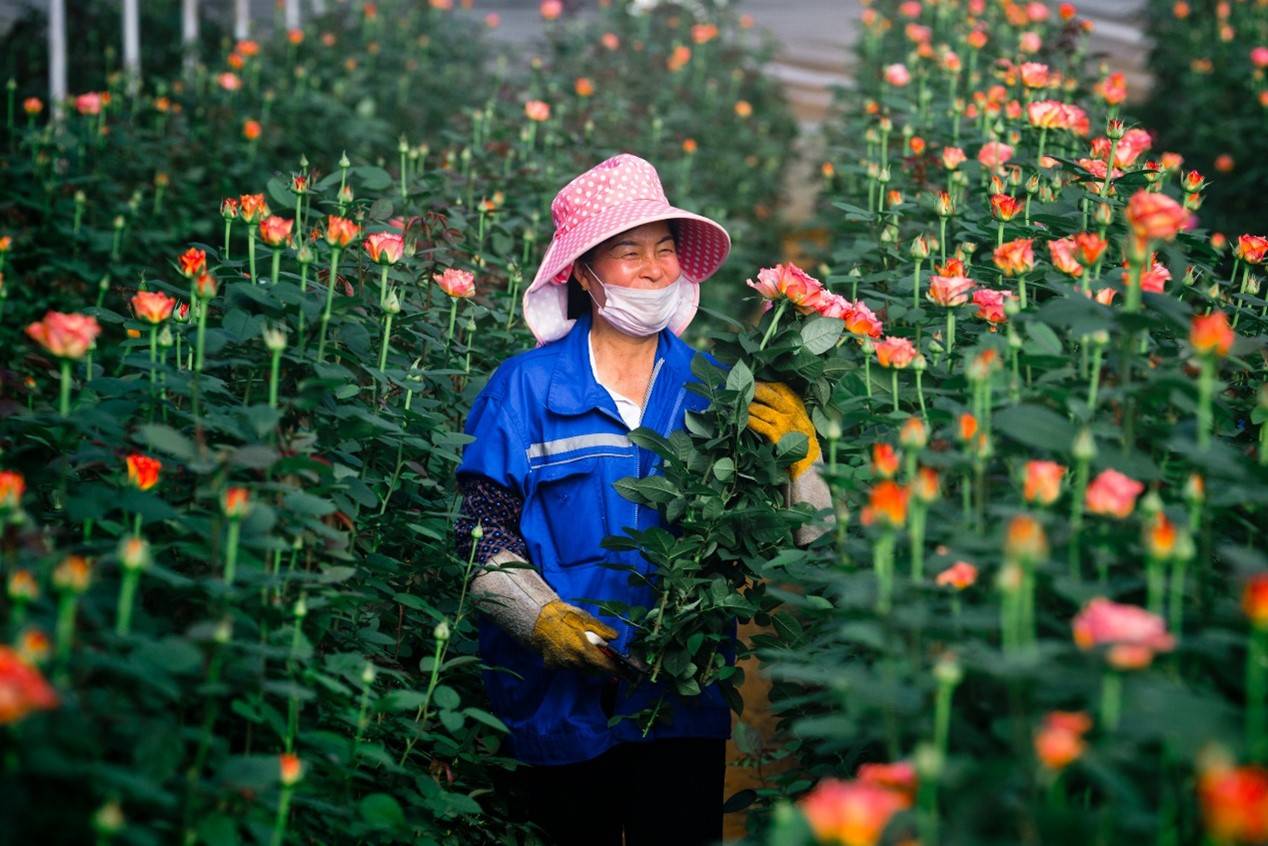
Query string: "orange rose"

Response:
xmin=993 ymin=238 xmax=1035 ymax=276
xmin=0 ymin=471 xmax=24 ymax=510
xmin=131 ymin=291 xmax=177 ymax=324
xmin=363 ymin=232 xmax=405 ymax=265
xmin=1048 ymin=237 xmax=1084 ymax=277
xmin=324 ymin=215 xmax=359 ymax=248
xmin=1125 ymin=189 xmax=1187 ymax=242
xmin=1199 ymin=763 xmax=1268 ymax=843
xmin=799 ymin=778 xmax=910 ymax=846
xmin=1005 ymin=515 xmax=1048 ymax=562
xmin=1244 ymin=574 xmax=1268 ymax=628
xmin=990 ymin=194 xmax=1024 ymax=222
xmin=874 ymin=337 xmax=916 ymax=369
xmin=25 ymin=311 xmax=101 ymax=360
xmin=1191 ymin=311 xmax=1234 ymax=358
xmin=861 ymin=481 xmax=910 ymax=528
xmin=1235 ymin=235 xmax=1268 ymax=265
xmin=258 ymin=215 xmax=294 ymax=248
xmin=872 ymin=443 xmax=900 ymax=479
xmin=0 ymin=646 xmax=59 ymax=725
xmin=126 ymin=453 xmax=162 ymax=491
xmin=222 ymin=487 xmax=250 ymax=518
xmin=1034 ymin=711 xmax=1091 ymax=770
xmin=936 ymin=561 xmax=978 ymax=590
xmin=242 ymin=119 xmax=262 ymax=141
xmin=1024 ymin=460 xmax=1066 ymax=505
xmin=1145 ymin=512 xmax=1177 ymax=560
xmin=238 ymin=193 xmax=270 ymax=224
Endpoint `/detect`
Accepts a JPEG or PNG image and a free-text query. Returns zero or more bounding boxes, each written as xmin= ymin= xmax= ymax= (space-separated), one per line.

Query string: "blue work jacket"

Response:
xmin=456 ymin=310 xmax=733 ymax=766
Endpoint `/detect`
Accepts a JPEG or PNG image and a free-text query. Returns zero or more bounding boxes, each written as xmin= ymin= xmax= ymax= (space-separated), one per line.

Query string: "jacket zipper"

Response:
xmin=632 ymin=356 xmax=666 ymax=529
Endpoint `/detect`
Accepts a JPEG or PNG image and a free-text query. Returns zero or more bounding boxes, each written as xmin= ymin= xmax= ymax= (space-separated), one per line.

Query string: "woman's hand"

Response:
xmin=530 ymin=600 xmax=621 ymax=674
xmin=746 ymin=381 xmax=822 ymax=480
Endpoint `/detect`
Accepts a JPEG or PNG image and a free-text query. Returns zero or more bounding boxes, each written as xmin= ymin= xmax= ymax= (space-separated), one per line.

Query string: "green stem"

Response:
xmin=378 ymin=313 xmax=393 ymax=374
xmin=910 ymin=505 xmax=926 ymax=580
xmin=248 ymin=228 xmax=258 ymax=284
xmin=379 ymin=265 xmax=389 ymax=309
xmin=1101 ymin=671 xmax=1122 ymax=732
xmin=55 ymin=593 xmax=79 ymax=666
xmin=271 ymin=249 xmax=281 ymax=286
xmin=268 ymin=787 xmax=294 ymax=846
xmin=759 ymin=299 xmax=788 ymax=351
xmin=316 ymin=248 xmax=342 ymax=363
xmin=269 ymin=350 xmax=281 ymax=410
xmin=115 ymin=569 xmax=140 ymax=636
xmin=223 ymin=520 xmax=241 ymax=585
xmin=195 ymin=300 xmax=209 ymax=371
xmin=891 ymin=369 xmax=900 ymax=414
xmin=1249 ymin=628 xmax=1268 ymax=761
xmin=223 ymin=220 xmax=232 ymax=260
xmin=59 ymin=359 xmax=72 ymax=417
xmin=1087 ymin=343 xmax=1104 ymax=409
xmin=1197 ymin=356 xmax=1215 ymax=449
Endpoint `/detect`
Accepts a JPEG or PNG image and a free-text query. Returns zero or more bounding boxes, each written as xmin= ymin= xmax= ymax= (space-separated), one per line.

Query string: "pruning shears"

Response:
xmin=584 ymin=630 xmax=650 ymax=683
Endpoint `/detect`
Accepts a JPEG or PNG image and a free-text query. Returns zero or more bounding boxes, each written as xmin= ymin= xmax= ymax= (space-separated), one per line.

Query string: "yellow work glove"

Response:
xmin=746 ymin=381 xmax=822 ymax=480
xmin=529 ymin=599 xmax=621 ymax=674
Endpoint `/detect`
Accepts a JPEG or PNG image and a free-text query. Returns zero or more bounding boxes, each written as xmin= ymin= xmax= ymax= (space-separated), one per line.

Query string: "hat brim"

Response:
xmin=523 ymin=200 xmax=731 ymax=345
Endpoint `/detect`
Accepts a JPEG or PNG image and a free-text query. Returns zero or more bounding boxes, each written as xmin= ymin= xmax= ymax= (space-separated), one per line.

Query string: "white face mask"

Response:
xmin=583 ymin=262 xmax=683 ymax=337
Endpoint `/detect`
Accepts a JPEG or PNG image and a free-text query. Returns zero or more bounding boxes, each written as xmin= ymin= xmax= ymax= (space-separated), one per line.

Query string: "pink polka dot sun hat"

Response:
xmin=523 ymin=153 xmax=732 ymax=345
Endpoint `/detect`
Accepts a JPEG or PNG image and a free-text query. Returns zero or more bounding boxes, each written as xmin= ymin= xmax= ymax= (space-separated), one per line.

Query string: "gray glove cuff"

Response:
xmin=469 ymin=551 xmax=561 ymax=648
xmin=787 ymin=458 xmax=835 ymax=546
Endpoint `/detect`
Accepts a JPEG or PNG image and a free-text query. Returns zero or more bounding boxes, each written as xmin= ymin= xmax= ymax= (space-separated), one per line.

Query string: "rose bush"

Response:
xmin=0 ymin=0 xmax=800 ymax=841
xmin=726 ymin=1 xmax=1268 ymax=844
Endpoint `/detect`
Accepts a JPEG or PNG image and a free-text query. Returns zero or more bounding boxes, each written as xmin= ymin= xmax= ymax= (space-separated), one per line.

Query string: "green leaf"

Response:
xmin=433 ymin=685 xmax=460 ymax=711
xmin=136 ymin=424 xmax=196 ymax=462
xmin=359 ymin=793 xmax=406 ymax=829
xmin=614 ymin=475 xmax=679 ymax=505
xmin=355 ymin=165 xmax=394 ymax=191
xmin=712 ymin=457 xmax=736 ymax=482
xmin=380 ymin=690 xmax=427 ymax=711
xmin=463 ymin=707 xmax=509 ymax=733
xmin=197 ymin=814 xmax=238 ymax=846
xmin=726 ymin=359 xmax=754 ymax=395
xmin=1025 ymin=321 xmax=1063 ymax=355
xmin=266 ymin=176 xmax=298 ymax=209
xmin=800 ymin=317 xmax=844 ymax=355
xmin=283 ymin=490 xmax=337 ymax=516
xmin=240 ymin=405 xmax=281 ymax=439
xmin=993 ymin=404 xmax=1077 ymax=453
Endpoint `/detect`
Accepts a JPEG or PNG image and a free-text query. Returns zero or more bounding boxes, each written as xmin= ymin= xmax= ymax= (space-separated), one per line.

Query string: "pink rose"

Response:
xmin=1084 ymin=469 xmax=1144 ymax=518
xmin=883 ymin=63 xmax=911 ymax=87
xmin=1072 ymin=597 xmax=1175 ymax=670
xmin=433 ymin=267 xmax=476 ymax=299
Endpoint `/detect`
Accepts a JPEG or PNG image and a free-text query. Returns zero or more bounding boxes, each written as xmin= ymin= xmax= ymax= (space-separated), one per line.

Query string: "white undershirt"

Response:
xmin=588 ymin=333 xmax=643 ymax=430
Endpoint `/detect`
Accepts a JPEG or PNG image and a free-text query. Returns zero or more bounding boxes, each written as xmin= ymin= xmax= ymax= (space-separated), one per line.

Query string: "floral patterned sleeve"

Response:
xmin=454 ymin=475 xmax=530 ymax=566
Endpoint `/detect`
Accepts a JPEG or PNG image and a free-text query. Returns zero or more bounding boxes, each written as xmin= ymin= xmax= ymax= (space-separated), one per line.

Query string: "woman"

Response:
xmin=454 ymin=154 xmax=831 ymax=845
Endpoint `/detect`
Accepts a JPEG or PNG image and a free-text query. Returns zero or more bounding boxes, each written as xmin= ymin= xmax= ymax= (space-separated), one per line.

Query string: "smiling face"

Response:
xmin=572 ymin=220 xmax=680 ymax=308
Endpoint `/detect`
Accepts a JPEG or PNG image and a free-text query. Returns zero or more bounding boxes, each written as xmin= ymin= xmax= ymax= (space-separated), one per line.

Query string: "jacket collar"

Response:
xmin=546 ymin=311 xmax=687 ymax=417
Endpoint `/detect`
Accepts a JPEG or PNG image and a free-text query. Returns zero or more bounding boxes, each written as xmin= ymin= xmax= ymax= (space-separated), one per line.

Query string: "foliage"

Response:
xmin=1137 ymin=0 xmax=1268 ymax=237
xmin=734 ymin=1 xmax=1268 ymax=844
xmin=0 ymin=1 xmax=798 ymax=842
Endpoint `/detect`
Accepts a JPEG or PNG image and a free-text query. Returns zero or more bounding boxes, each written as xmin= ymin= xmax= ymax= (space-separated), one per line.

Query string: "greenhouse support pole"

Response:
xmin=234 ymin=0 xmax=250 ymax=40
xmin=285 ymin=0 xmax=301 ymax=29
xmin=181 ymin=0 xmax=199 ymax=74
xmin=122 ymin=0 xmax=141 ymax=96
xmin=49 ymin=0 xmax=67 ymax=120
